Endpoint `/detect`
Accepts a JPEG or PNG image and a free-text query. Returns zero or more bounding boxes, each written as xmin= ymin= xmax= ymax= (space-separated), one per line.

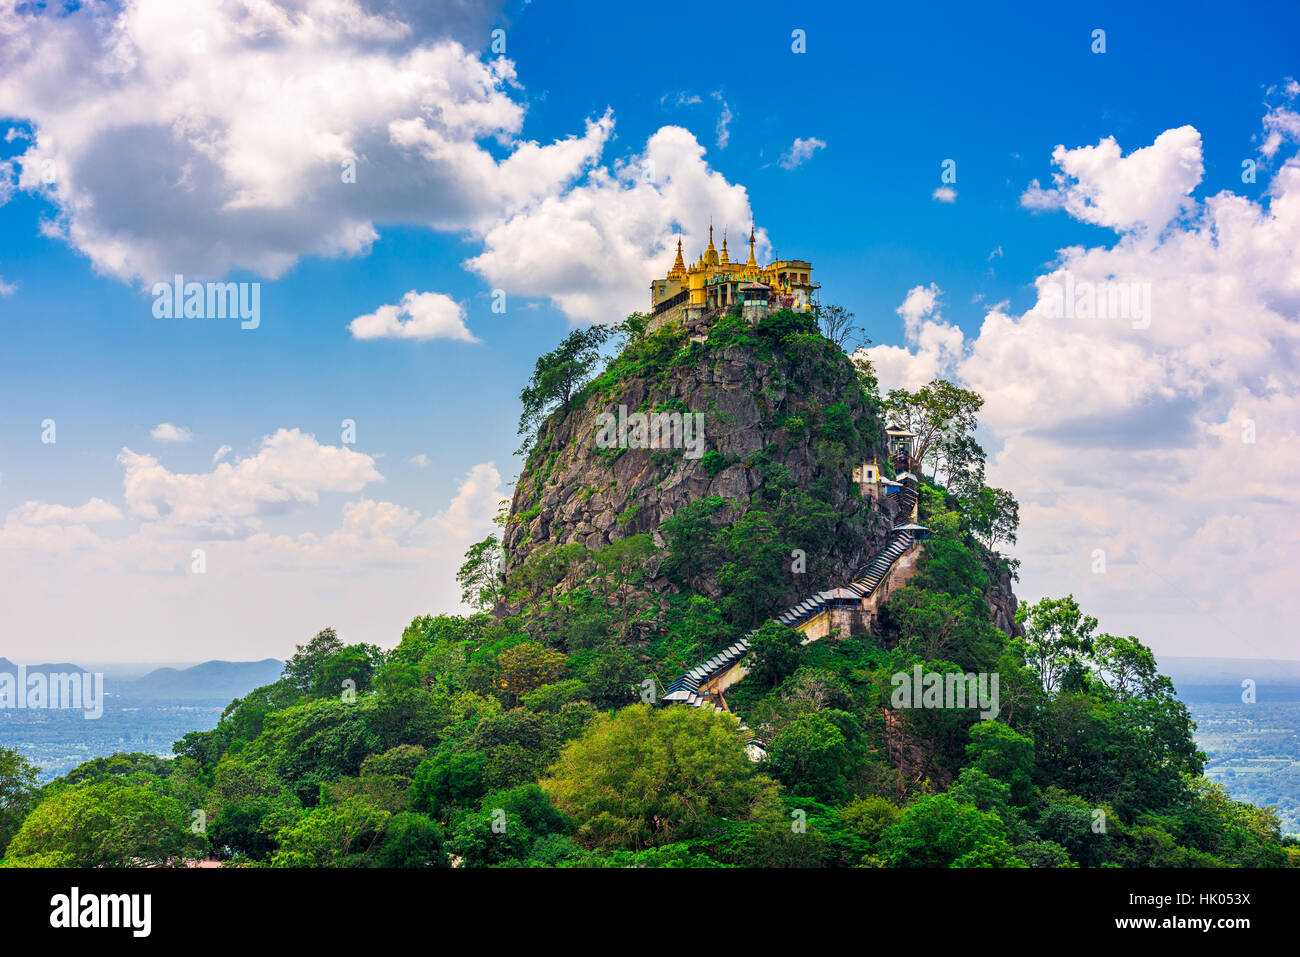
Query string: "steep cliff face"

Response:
xmin=984 ymin=557 xmax=1022 ymax=638
xmin=504 ymin=316 xmax=896 ymax=600
xmin=501 ymin=312 xmax=1019 ymax=638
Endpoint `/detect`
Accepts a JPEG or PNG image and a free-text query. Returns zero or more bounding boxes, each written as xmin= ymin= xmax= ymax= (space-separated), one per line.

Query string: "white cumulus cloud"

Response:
xmin=6 ymin=498 xmax=123 ymax=526
xmin=872 ymin=111 xmax=1300 ymax=657
xmin=348 ymin=290 xmax=477 ymax=342
xmin=465 ymin=125 xmax=767 ymax=324
xmin=1020 ymin=126 xmax=1204 ymax=235
xmin=150 ymin=422 xmax=193 ymax=443
xmin=0 ymin=0 xmax=603 ymax=283
xmin=119 ymin=427 xmax=383 ymax=537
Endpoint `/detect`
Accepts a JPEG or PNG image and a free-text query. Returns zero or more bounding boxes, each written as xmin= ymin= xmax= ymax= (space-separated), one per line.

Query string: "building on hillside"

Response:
xmin=648 ymin=224 xmax=818 ymax=335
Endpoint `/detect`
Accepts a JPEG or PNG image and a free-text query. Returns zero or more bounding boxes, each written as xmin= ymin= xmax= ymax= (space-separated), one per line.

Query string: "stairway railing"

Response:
xmin=662 ymin=526 xmax=918 ymax=711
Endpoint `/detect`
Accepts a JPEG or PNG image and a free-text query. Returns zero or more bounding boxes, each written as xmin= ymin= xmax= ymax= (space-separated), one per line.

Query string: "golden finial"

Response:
xmin=668 ymin=234 xmax=687 ymax=279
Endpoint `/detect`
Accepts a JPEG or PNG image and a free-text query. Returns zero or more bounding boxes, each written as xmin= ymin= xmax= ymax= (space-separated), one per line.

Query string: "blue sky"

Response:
xmin=0 ymin=0 xmax=1297 ymax=662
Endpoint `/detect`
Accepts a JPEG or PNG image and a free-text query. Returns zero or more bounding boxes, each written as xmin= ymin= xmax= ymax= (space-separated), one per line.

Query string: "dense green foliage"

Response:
xmin=2 ymin=315 xmax=1294 ymax=869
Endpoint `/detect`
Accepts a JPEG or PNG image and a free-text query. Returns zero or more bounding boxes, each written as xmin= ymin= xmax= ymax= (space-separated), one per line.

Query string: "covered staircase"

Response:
xmin=662 ymin=475 xmax=923 ymax=715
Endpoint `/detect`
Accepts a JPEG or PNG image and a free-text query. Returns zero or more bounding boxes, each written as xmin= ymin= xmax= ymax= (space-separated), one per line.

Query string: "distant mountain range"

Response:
xmin=0 ymin=657 xmax=284 ymax=704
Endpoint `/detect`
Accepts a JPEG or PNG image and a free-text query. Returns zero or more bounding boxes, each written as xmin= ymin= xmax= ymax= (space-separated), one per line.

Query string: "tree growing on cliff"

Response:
xmin=884 ymin=379 xmax=983 ymax=475
xmin=962 ymin=484 xmax=1020 ymax=551
xmin=1015 ymin=595 xmax=1098 ymax=696
xmin=517 ymin=325 xmax=612 ymax=445
xmin=457 ymin=534 xmax=504 ymax=612
xmin=816 ymin=303 xmax=867 ymax=351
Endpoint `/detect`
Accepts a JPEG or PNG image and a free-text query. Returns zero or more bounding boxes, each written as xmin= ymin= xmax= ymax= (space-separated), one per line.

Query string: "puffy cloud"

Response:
xmin=348 ymin=290 xmax=477 ymax=341
xmin=427 ymin=462 xmax=505 ymax=543
xmin=0 ymin=429 xmax=506 ymax=658
xmin=0 ymin=0 xmax=607 ymax=282
xmin=150 ymin=422 xmax=193 ymax=443
xmin=1260 ymin=79 xmax=1300 ymax=160
xmin=240 ymin=461 xmax=502 ymax=569
xmin=0 ymin=4 xmax=778 ymax=326
xmin=778 ymin=136 xmax=826 ymax=170
xmin=857 ymin=283 xmax=966 ymax=393
xmin=877 ymin=115 xmax=1300 ymax=656
xmin=118 ymin=427 xmax=382 ymax=536
xmin=1261 ymin=106 xmax=1300 ymax=160
xmin=464 ymin=125 xmax=766 ymax=323
xmin=6 ymin=497 xmax=122 ymax=526
xmin=931 ymin=186 xmax=957 ymax=203
xmin=408 ymin=453 xmax=431 ymax=468
xmin=1020 ymin=126 xmax=1204 ymax=235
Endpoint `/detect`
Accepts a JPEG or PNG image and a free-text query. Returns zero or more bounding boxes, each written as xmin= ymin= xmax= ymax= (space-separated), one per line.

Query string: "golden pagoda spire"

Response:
xmin=745 ymin=222 xmax=758 ymax=269
xmin=705 ymin=219 xmax=718 ymax=266
xmin=720 ymin=228 xmax=730 ymax=265
xmin=668 ymin=235 xmax=686 ymax=280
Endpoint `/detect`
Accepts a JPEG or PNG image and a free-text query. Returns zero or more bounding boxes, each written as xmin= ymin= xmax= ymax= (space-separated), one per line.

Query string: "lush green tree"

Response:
xmin=888 ymin=587 xmax=1001 ymax=671
xmin=1032 ymin=787 xmax=1111 ymax=868
xmin=495 ymin=642 xmax=567 ymax=704
xmin=946 ymin=767 xmax=1018 ymax=823
xmin=1014 ymin=839 xmax=1077 ymax=868
xmin=911 ymin=535 xmax=989 ymax=595
xmin=270 ymin=796 xmax=390 ymax=867
xmin=883 ymin=379 xmax=984 ymax=473
xmin=836 ymin=795 xmax=903 ymax=847
xmin=457 ymin=535 xmax=504 ymax=612
xmin=1092 ymin=632 xmax=1171 ymax=701
xmin=716 ymin=510 xmax=790 ymax=626
xmin=318 ymin=643 xmax=384 ymax=696
xmin=520 ymin=679 xmax=590 ymax=713
xmin=961 ymin=485 xmax=1020 ymax=550
xmin=576 ymin=645 xmax=641 ymax=710
xmin=209 ymin=798 xmax=284 ymax=861
xmin=283 ymin=627 xmax=347 ymax=695
xmin=246 ymin=696 xmax=383 ymax=804
xmin=592 ymin=534 xmax=660 ymax=637
xmin=879 ymin=794 xmax=1022 ymax=868
xmin=766 ymin=712 xmax=852 ymax=803
xmin=660 ymin=496 xmax=728 ymax=586
xmin=1167 ymin=776 xmax=1287 ymax=868
xmin=0 ymin=746 xmax=39 ymax=855
xmin=447 ymin=810 xmax=533 ymax=867
xmin=934 ymin=432 xmax=986 ymax=494
xmin=518 ymin=325 xmax=612 ymax=443
xmin=966 ymin=721 xmax=1036 ymax=805
xmin=377 ymin=812 xmax=447 ymax=868
xmin=360 ymin=745 xmax=428 ymax=783
xmin=193 ymin=678 xmax=301 ymax=757
xmin=1015 ymin=595 xmax=1098 ymax=695
xmin=410 ymin=750 xmax=487 ymax=818
xmin=479 ymin=783 xmax=571 ymax=839
xmin=1034 ymin=693 xmax=1202 ymax=820
xmin=7 ymin=781 xmax=204 ymax=867
xmin=52 ymin=751 xmax=174 ymax=788
xmin=542 ymin=705 xmax=781 ymax=849
xmin=746 ymin=620 xmax=804 ymax=689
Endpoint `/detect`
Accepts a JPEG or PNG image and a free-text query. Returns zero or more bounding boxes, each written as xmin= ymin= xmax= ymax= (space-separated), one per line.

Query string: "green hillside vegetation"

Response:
xmin=1 ymin=308 xmax=1295 ymax=868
